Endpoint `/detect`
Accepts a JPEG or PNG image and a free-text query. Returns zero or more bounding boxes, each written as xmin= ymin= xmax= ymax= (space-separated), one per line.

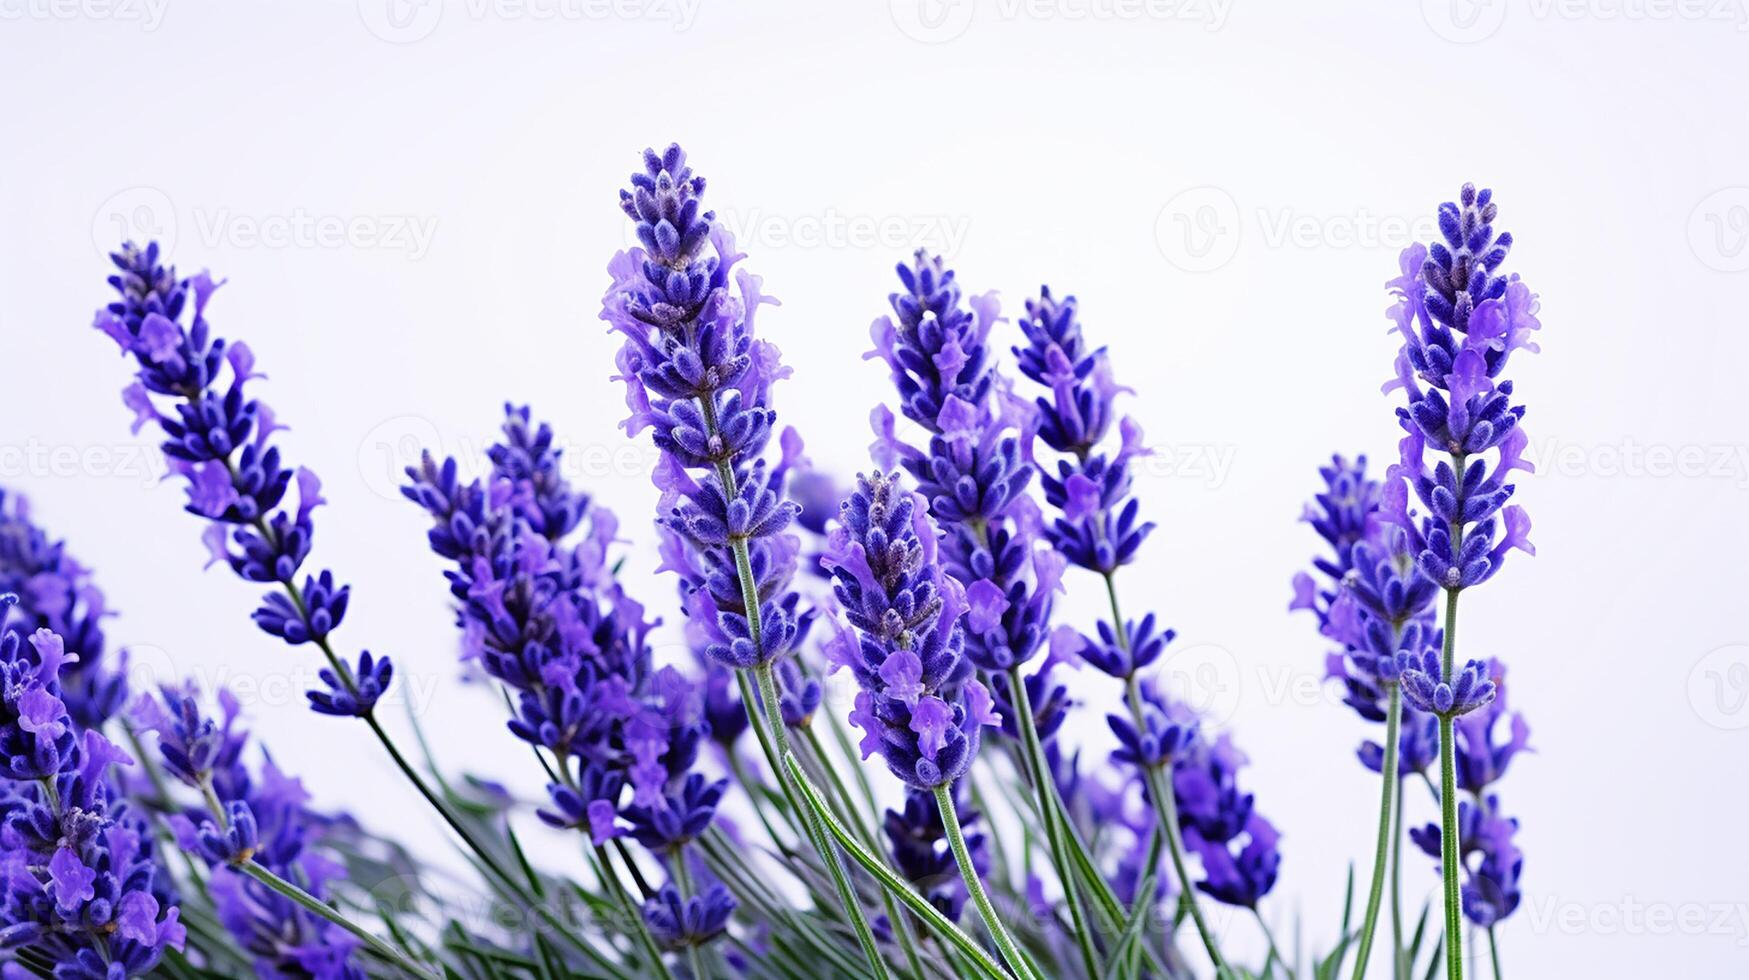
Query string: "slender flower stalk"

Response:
xmin=1292 ymin=454 xmax=1439 ymax=980
xmin=602 ymin=144 xmax=892 ymax=977
xmin=90 ymin=243 xmax=534 ymax=905
xmin=1381 ymin=184 xmax=1540 ymax=980
xmin=1015 ymin=286 xmax=1280 ymax=973
xmin=863 ymin=252 xmax=1099 ymax=971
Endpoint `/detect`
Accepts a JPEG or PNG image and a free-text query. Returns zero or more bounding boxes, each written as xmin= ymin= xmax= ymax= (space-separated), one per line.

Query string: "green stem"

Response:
xmin=596 ymin=844 xmax=675 ymax=980
xmin=932 ymin=784 xmax=1042 ymax=980
xmin=1007 ymin=666 xmax=1102 ymax=977
xmin=804 ymin=726 xmax=929 ymax=980
xmin=751 ymin=658 xmax=892 ymax=980
xmin=1351 ymin=684 xmax=1403 ymax=980
xmin=1140 ymin=758 xmax=1225 ymax=976
xmin=1487 ymin=926 xmax=1502 ymax=980
xmin=1391 ymin=771 xmax=1406 ymax=980
xmin=1438 ymin=587 xmax=1464 ymax=980
xmin=783 ymin=755 xmax=1014 ymax=980
xmin=235 ymin=860 xmax=435 ymax=979
xmin=1255 ymin=909 xmax=1288 ymax=978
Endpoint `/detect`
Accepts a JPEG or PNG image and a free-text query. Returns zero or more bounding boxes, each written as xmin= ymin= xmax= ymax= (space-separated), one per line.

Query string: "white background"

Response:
xmin=4 ymin=0 xmax=1748 ymax=975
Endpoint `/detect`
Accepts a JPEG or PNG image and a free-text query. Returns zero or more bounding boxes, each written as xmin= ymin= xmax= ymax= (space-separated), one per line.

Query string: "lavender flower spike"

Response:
xmin=93 ymin=242 xmax=391 ymax=719
xmin=822 ymin=471 xmax=998 ymax=791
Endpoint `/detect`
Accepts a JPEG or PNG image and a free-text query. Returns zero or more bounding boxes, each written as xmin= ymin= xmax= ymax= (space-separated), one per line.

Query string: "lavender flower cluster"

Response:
xmin=3 ymin=150 xmax=1539 ymax=980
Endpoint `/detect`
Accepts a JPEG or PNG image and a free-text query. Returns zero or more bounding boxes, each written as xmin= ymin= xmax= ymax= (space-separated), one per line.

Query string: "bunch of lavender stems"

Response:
xmin=38 ymin=148 xmax=1538 ymax=980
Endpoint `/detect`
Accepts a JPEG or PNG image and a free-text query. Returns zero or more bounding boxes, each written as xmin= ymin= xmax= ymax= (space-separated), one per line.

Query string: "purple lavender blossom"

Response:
xmin=92 ymin=242 xmax=390 ymax=720
xmin=866 ymin=253 xmax=1064 ymax=749
xmin=643 ymin=881 xmax=734 ymax=951
xmin=1173 ymin=724 xmax=1280 ymax=910
xmin=0 ymin=622 xmax=184 ymax=977
xmin=821 ymin=471 xmax=997 ymax=791
xmin=1381 ymin=185 xmax=1539 ymax=597
xmin=1014 ymin=288 xmax=1154 ymax=575
xmin=603 ymin=145 xmax=813 ymax=692
xmin=403 ymin=405 xmax=721 ymax=857
xmin=1292 ymin=455 xmax=1441 ymax=775
xmin=0 ymin=492 xmax=126 ymax=729
xmin=131 ymin=684 xmax=360 ymax=976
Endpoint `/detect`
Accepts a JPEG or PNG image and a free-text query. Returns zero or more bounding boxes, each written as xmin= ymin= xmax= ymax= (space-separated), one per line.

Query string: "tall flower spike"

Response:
xmin=604 ymin=145 xmax=811 ymax=677
xmin=866 ymin=253 xmax=1058 ymax=744
xmin=1014 ymin=288 xmax=1154 ymax=575
xmin=92 ymin=242 xmax=392 ymax=719
xmin=1383 ymin=184 xmax=1539 ymax=593
xmin=822 ymin=472 xmax=997 ymax=790
xmin=403 ymin=405 xmax=722 ymax=865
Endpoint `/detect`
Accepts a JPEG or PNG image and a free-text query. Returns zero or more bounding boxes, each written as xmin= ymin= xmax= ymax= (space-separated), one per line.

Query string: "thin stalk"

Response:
xmin=595 ymin=844 xmax=675 ymax=980
xmin=783 ymin=755 xmax=1015 ymax=980
xmin=751 ymin=658 xmax=892 ymax=980
xmin=1255 ymin=909 xmax=1289 ymax=978
xmin=803 ymin=726 xmax=929 ymax=980
xmin=1007 ymin=666 xmax=1103 ymax=977
xmin=1487 ymin=926 xmax=1502 ymax=980
xmin=706 ymin=440 xmax=890 ymax=977
xmin=1140 ymin=759 xmax=1225 ymax=976
xmin=1437 ymin=587 xmax=1463 ymax=980
xmin=1392 ymin=781 xmax=1406 ymax=980
xmin=1352 ymin=685 xmax=1404 ymax=980
xmin=932 ymin=784 xmax=1043 ymax=980
xmin=246 ymin=503 xmax=524 ymax=899
xmin=190 ymin=781 xmax=435 ymax=978
xmin=235 ymin=861 xmax=435 ymax=979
